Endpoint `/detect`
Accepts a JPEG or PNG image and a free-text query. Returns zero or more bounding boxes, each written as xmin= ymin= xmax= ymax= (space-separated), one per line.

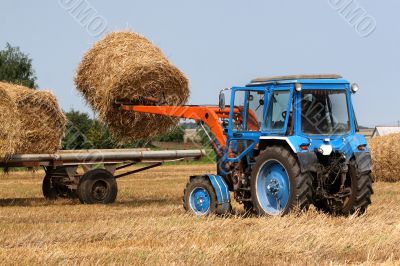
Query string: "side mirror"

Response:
xmin=219 ymin=90 xmax=226 ymax=110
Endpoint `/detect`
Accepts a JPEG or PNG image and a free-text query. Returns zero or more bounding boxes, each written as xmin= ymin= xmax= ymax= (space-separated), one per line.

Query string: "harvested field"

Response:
xmin=369 ymin=133 xmax=400 ymax=182
xmin=0 ymin=164 xmax=399 ymax=265
xmin=0 ymin=82 xmax=67 ymax=154
xmin=75 ymin=31 xmax=189 ymax=142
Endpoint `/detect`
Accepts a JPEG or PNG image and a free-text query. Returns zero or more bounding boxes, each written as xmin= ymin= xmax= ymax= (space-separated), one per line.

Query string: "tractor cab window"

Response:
xmin=301 ymin=90 xmax=350 ymax=135
xmin=232 ymin=90 xmax=264 ymax=131
xmin=264 ymin=91 xmax=290 ymax=131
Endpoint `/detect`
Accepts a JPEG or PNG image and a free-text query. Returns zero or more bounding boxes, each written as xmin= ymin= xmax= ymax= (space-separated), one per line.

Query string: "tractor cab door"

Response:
xmin=229 ymin=88 xmax=266 ymax=132
xmin=263 ymin=86 xmax=293 ymax=136
xmin=225 ymin=87 xmax=266 ymax=162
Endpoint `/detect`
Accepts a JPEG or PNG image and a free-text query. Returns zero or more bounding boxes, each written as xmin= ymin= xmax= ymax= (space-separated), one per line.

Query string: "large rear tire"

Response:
xmin=314 ymin=159 xmax=373 ymax=215
xmin=250 ymin=146 xmax=313 ymax=216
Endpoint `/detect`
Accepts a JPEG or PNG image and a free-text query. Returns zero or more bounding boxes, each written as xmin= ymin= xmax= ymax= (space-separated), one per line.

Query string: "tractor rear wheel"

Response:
xmin=250 ymin=146 xmax=313 ymax=216
xmin=77 ymin=169 xmax=118 ymax=204
xmin=314 ymin=159 xmax=373 ymax=215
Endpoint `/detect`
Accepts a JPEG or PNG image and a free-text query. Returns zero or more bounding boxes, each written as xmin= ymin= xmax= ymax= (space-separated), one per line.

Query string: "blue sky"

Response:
xmin=1 ymin=0 xmax=399 ymax=127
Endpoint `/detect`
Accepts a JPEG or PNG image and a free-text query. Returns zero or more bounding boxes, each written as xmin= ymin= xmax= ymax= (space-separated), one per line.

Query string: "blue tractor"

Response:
xmin=182 ymin=74 xmax=373 ymax=216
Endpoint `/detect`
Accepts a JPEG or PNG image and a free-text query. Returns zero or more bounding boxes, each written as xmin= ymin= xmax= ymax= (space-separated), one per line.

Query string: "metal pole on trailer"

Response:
xmin=4 ymin=149 xmax=205 ymax=164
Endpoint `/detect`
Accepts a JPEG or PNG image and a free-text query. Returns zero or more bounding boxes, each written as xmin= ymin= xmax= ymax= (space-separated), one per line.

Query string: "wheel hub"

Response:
xmin=190 ymin=187 xmax=210 ymax=215
xmin=256 ymin=160 xmax=290 ymax=215
xmin=267 ymin=178 xmax=280 ymax=195
xmin=92 ymin=180 xmax=108 ymax=201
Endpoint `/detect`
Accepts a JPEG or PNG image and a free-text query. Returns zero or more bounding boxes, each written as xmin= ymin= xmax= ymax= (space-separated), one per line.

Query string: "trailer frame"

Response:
xmin=1 ymin=149 xmax=205 ymax=204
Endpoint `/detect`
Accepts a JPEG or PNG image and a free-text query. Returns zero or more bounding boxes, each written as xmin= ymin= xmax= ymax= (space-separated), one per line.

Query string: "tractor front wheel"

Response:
xmin=250 ymin=146 xmax=313 ymax=216
xmin=183 ymin=176 xmax=231 ymax=216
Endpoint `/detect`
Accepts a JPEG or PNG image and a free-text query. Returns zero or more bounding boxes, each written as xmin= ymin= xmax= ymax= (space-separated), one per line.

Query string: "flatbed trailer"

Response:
xmin=0 ymin=149 xmax=205 ymax=204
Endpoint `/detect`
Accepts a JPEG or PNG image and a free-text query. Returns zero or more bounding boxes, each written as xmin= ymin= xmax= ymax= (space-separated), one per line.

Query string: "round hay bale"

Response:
xmin=0 ymin=82 xmax=67 ymax=154
xmin=368 ymin=133 xmax=400 ymax=182
xmin=0 ymin=84 xmax=20 ymax=159
xmin=75 ymin=31 xmax=189 ymax=142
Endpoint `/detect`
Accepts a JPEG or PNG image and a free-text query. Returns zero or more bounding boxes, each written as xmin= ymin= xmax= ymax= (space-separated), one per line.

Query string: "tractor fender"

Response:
xmin=259 ymin=137 xmax=319 ymax=173
xmin=259 ymin=136 xmax=297 ymax=153
xmin=191 ymin=174 xmax=231 ymax=211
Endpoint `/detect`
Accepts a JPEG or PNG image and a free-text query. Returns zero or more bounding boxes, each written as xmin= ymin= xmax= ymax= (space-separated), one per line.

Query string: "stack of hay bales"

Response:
xmin=0 ymin=81 xmax=67 ymax=158
xmin=75 ymin=31 xmax=189 ymax=142
xmin=368 ymin=133 xmax=400 ymax=182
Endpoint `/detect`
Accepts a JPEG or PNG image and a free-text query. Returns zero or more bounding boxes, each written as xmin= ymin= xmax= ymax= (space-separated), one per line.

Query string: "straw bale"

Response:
xmin=0 ymin=86 xmax=20 ymax=158
xmin=75 ymin=31 xmax=189 ymax=141
xmin=0 ymin=82 xmax=67 ymax=154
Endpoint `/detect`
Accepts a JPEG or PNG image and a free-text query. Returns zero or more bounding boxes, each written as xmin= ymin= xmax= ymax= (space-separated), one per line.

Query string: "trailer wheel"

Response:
xmin=42 ymin=167 xmax=78 ymax=200
xmin=77 ymin=169 xmax=118 ymax=204
xmin=42 ymin=175 xmax=58 ymax=200
xmin=250 ymin=146 xmax=313 ymax=216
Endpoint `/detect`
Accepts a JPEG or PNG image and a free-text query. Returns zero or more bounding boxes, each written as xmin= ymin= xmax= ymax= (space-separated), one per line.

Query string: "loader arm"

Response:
xmin=119 ymin=104 xmax=230 ymax=151
xmin=117 ymin=96 xmax=260 ymax=153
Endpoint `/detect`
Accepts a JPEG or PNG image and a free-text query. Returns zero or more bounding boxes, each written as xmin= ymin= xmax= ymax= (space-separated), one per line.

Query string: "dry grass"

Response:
xmin=0 ymin=164 xmax=399 ymax=265
xmin=0 ymin=82 xmax=67 ymax=154
xmin=75 ymin=31 xmax=189 ymax=142
xmin=369 ymin=133 xmax=400 ymax=182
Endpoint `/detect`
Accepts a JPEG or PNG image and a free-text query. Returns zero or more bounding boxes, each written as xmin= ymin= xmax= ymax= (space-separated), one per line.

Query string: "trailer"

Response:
xmin=0 ymin=149 xmax=205 ymax=204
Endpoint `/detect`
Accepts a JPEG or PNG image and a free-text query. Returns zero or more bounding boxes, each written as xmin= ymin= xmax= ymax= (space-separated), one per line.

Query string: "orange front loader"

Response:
xmin=117 ymin=101 xmax=259 ymax=155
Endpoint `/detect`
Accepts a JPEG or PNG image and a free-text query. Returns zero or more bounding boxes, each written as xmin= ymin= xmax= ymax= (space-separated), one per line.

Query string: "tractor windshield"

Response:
xmin=301 ymin=90 xmax=351 ymax=135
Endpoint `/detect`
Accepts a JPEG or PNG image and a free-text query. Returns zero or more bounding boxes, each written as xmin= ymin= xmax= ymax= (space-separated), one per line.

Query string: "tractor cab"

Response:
xmin=219 ymin=74 xmax=364 ymax=159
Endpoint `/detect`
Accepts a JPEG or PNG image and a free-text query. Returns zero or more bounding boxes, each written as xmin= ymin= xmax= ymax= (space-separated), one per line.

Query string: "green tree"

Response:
xmin=0 ymin=43 xmax=37 ymax=88
xmin=86 ymin=120 xmax=119 ymax=149
xmin=62 ymin=110 xmax=94 ymax=150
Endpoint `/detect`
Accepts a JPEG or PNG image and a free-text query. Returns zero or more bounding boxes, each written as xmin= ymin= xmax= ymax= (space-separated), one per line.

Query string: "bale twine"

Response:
xmin=368 ymin=133 xmax=400 ymax=182
xmin=75 ymin=31 xmax=189 ymax=142
xmin=0 ymin=82 xmax=67 ymax=154
xmin=0 ymin=86 xmax=21 ymax=158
